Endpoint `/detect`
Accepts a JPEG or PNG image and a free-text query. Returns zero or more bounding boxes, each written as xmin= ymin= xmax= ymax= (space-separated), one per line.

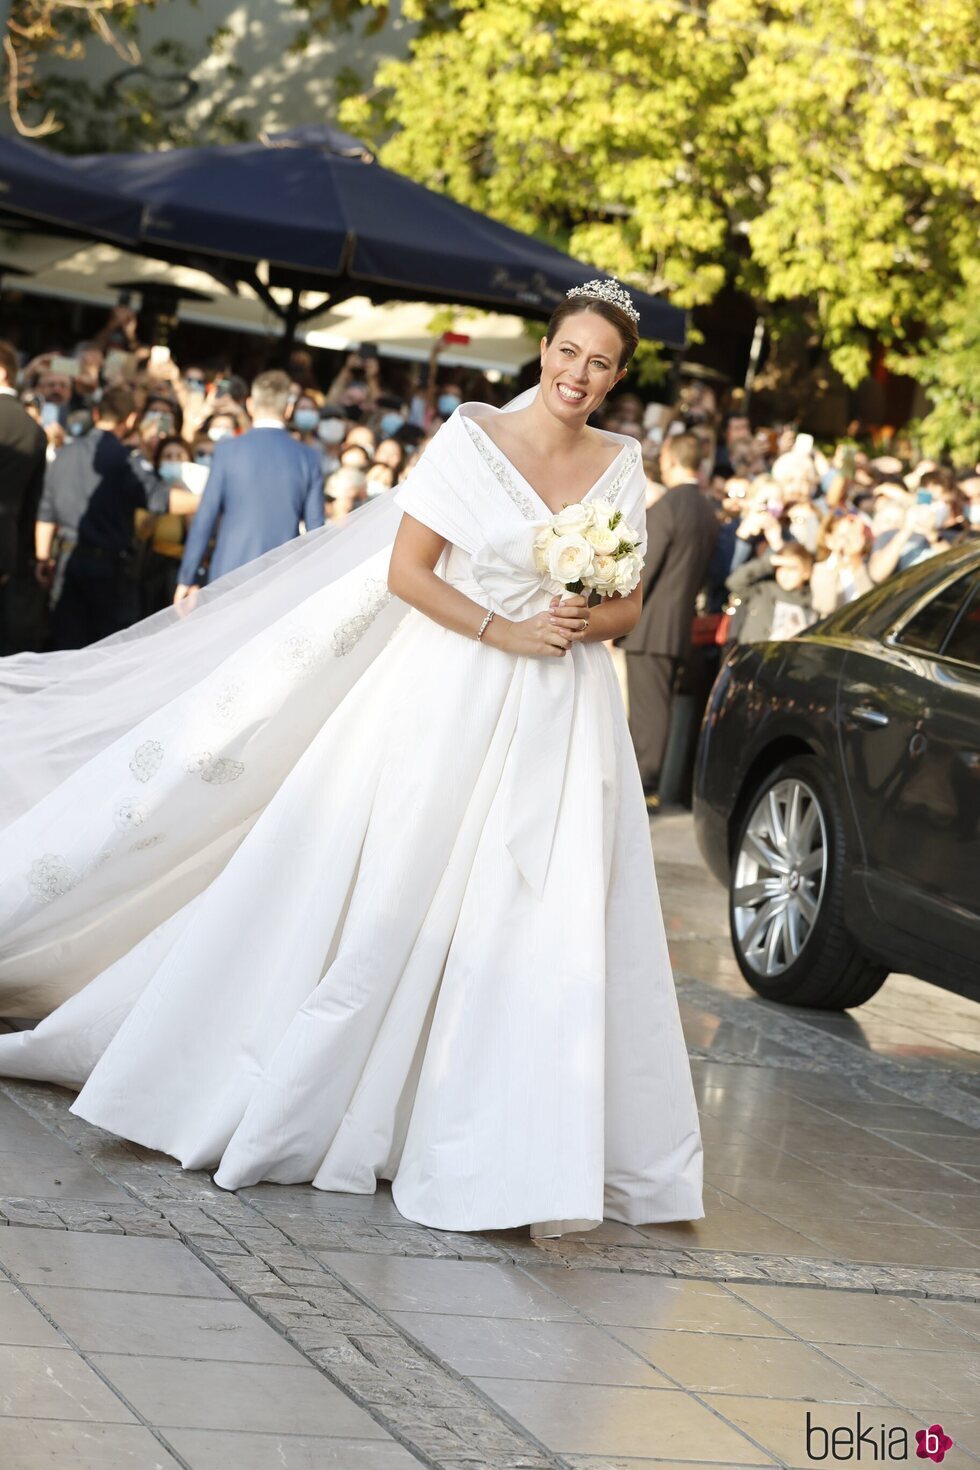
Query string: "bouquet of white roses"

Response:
xmin=532 ymin=502 xmax=644 ymax=600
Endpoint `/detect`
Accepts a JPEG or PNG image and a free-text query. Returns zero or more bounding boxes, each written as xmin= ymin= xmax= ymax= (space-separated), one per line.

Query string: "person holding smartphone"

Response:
xmin=325 ymin=346 xmax=381 ymax=412
xmin=868 ymin=469 xmax=959 ymax=583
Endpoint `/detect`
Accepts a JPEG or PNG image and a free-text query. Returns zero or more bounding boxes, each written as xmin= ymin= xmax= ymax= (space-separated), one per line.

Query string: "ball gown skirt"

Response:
xmin=0 ymin=404 xmax=704 ymax=1235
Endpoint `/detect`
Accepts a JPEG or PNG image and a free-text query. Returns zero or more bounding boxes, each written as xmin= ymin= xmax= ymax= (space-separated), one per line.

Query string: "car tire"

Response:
xmin=728 ymin=754 xmax=888 ymax=1009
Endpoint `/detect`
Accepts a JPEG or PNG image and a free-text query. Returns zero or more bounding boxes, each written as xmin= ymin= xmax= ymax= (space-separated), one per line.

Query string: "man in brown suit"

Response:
xmin=617 ymin=432 xmax=720 ymax=808
xmin=0 ymin=340 xmax=47 ymax=654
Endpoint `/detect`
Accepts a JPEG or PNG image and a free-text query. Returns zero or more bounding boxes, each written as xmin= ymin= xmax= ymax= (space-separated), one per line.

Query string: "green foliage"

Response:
xmin=340 ymin=0 xmax=980 ymax=421
xmin=894 ymin=264 xmax=980 ymax=464
xmin=630 ymin=341 xmax=672 ymax=390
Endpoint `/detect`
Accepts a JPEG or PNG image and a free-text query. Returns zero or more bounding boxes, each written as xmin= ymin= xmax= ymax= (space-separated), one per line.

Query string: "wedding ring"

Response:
xmin=581 ymin=619 xmax=588 ymax=630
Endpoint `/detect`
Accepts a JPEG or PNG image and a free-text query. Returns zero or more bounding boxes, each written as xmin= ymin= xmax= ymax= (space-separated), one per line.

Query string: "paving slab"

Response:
xmin=88 ymin=1353 xmax=396 ymax=1436
xmin=164 ymin=1429 xmax=423 ymax=1468
xmin=30 ymin=1286 xmax=309 ymax=1363
xmin=0 ymin=1420 xmax=181 ymax=1469
xmin=470 ymin=1377 xmax=767 ymax=1461
xmin=0 ymin=1225 xmax=235 ymax=1297
xmin=0 ymin=1341 xmax=137 ymax=1422
xmin=390 ymin=1310 xmax=670 ymax=1385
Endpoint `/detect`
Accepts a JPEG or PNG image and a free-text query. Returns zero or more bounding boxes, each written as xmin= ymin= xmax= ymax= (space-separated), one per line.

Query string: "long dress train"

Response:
xmin=0 ymin=396 xmax=704 ymax=1234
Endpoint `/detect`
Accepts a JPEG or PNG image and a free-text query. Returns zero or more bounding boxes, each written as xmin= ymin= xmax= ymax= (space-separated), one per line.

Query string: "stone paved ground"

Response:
xmin=1 ymin=811 xmax=978 ymax=1469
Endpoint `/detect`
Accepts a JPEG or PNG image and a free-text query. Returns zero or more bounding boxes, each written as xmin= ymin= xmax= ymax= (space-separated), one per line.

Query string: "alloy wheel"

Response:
xmin=732 ymin=777 xmax=828 ymax=977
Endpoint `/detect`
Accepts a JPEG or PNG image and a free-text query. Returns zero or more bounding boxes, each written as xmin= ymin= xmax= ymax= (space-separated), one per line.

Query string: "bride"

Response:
xmin=0 ymin=279 xmax=704 ymax=1238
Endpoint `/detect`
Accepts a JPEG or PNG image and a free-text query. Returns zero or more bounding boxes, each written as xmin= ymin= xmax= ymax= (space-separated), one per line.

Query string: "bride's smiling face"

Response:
xmin=539 ymin=311 xmax=626 ymax=425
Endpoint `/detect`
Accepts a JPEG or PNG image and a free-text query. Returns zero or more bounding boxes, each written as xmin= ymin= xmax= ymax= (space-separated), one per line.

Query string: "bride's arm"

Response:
xmin=388 ymin=513 xmax=570 ymax=658
xmin=555 ymin=583 xmax=642 ymax=644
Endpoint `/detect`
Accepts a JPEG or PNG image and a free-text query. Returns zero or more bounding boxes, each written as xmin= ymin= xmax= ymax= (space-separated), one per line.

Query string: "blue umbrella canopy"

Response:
xmin=69 ymin=126 xmax=687 ymax=348
xmin=0 ymin=136 xmax=143 ymax=243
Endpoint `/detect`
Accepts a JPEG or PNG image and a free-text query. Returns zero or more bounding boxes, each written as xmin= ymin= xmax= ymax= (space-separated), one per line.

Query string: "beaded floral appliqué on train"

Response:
xmin=129 ymin=740 xmax=164 ymax=783
xmin=187 ymin=752 xmax=245 ymax=785
xmin=332 ymin=577 xmax=394 ymax=657
xmin=27 ymin=854 xmax=80 ymax=904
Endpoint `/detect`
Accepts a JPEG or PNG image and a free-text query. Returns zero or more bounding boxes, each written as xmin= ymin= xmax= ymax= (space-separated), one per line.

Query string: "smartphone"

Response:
xmin=794 ymin=432 xmax=815 ymax=455
xmin=358 ymin=343 xmax=379 ymax=361
xmin=149 ymin=345 xmax=172 ymax=369
xmin=104 ymin=349 xmax=136 ymax=382
xmin=40 ymin=402 xmax=61 ymax=428
xmin=49 ymin=355 xmax=80 ymax=378
xmin=179 ymin=461 xmax=209 ymax=495
xmin=916 ymin=489 xmax=932 ymax=506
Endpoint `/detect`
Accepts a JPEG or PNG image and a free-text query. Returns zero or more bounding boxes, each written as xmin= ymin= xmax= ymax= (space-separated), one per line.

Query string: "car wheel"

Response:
xmin=729 ymin=754 xmax=887 ymax=1009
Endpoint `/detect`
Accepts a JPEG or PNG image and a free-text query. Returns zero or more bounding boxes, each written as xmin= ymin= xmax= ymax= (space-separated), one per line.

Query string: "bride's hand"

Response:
xmin=549 ymin=593 xmax=591 ymax=645
xmin=488 ymin=594 xmax=589 ymax=658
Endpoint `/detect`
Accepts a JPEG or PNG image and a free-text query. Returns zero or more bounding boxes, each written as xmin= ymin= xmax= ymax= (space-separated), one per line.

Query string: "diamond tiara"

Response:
xmin=566 ymin=277 xmax=640 ymax=324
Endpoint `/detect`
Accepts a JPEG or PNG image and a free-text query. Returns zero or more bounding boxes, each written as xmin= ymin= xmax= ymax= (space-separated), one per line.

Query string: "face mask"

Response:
xmin=318 ymin=418 xmax=346 ymax=445
xmin=379 ymin=412 xmax=404 ymax=438
xmin=969 ymin=502 xmax=980 ymax=525
xmin=68 ymin=420 xmax=87 ymax=437
xmin=159 ymin=460 xmax=186 ymax=483
xmin=931 ymin=502 xmax=950 ymax=530
xmin=185 ymin=379 xmax=206 ymax=397
xmin=208 ymin=426 xmax=231 ymax=442
xmin=438 ymin=394 xmax=461 ymax=418
xmin=293 ymin=409 xmax=319 ymax=433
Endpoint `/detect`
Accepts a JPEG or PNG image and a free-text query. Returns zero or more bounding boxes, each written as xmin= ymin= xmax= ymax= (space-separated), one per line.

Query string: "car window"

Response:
xmin=895 ymin=572 xmax=978 ymax=654
xmin=941 ymin=583 xmax=980 ymax=670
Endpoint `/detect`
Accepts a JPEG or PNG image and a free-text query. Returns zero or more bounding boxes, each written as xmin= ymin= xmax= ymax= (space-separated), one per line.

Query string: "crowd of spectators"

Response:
xmin=1 ymin=303 xmax=978 ymax=665
xmin=0 ymin=308 xmax=494 ymax=652
xmin=593 ymin=378 xmax=980 ymax=649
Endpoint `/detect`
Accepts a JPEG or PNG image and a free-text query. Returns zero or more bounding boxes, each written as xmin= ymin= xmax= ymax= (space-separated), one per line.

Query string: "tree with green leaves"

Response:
xmin=341 ymin=0 xmax=980 ymax=456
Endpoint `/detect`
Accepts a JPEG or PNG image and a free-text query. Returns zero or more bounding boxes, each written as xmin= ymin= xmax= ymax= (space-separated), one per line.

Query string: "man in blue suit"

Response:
xmin=175 ymin=369 xmax=324 ymax=602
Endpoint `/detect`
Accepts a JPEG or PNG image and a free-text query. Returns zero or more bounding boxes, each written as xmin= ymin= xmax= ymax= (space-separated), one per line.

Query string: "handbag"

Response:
xmin=691 ymin=611 xmax=731 ymax=647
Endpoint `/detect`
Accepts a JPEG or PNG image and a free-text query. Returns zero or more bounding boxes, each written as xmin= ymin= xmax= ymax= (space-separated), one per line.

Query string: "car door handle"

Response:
xmin=850 ymin=705 xmax=890 ymax=728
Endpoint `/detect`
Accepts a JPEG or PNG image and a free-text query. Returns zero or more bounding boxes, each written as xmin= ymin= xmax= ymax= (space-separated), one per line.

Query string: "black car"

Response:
xmin=693 ymin=541 xmax=980 ymax=1010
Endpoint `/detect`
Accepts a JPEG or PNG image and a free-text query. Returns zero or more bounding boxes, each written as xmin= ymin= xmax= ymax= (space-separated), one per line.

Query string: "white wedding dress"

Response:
xmin=0 ymin=393 xmax=704 ymax=1234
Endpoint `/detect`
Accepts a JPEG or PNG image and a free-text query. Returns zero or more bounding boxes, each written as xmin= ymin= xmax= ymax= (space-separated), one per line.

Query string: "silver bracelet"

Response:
xmin=476 ymin=609 xmax=495 ymax=642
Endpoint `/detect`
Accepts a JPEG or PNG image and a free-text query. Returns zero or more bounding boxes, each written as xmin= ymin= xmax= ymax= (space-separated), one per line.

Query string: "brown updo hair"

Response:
xmin=545 ymin=295 xmax=640 ymax=372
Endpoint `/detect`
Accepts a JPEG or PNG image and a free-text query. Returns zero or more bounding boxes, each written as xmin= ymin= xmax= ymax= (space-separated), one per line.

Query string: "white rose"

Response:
xmin=552 ymin=503 xmax=594 ymax=536
xmin=590 ymin=553 xmax=619 ymax=592
xmin=590 ymin=502 xmax=615 ymax=526
xmin=547 ymin=534 xmax=595 ymax=586
xmin=613 ymin=555 xmax=641 ymax=595
xmin=585 ymin=520 xmax=620 ymax=554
